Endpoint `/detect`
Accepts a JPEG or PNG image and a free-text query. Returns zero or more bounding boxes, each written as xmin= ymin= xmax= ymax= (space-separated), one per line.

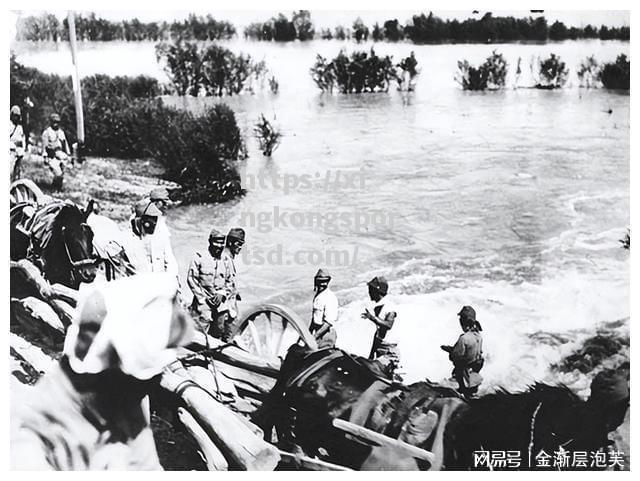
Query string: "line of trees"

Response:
xmin=246 ymin=11 xmax=630 ymax=43
xmin=15 ymin=13 xmax=236 ymax=42
xmin=16 ymin=11 xmax=630 ymax=44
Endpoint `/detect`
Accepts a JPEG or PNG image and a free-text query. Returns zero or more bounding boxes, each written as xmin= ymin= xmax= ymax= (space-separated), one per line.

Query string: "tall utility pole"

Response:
xmin=67 ymin=11 xmax=85 ymax=150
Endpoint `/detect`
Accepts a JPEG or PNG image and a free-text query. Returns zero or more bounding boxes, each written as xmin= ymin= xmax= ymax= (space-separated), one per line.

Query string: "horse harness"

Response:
xmin=15 ymin=200 xmax=97 ymax=274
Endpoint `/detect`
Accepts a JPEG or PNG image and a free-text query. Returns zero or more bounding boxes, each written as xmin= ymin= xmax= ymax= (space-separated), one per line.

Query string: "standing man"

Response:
xmin=42 ymin=112 xmax=71 ymax=160
xmin=187 ymin=228 xmax=231 ymax=338
xmin=147 ymin=187 xmax=177 ymax=274
xmin=42 ymin=113 xmax=71 ymax=189
xmin=221 ymin=227 xmax=245 ymax=340
xmin=131 ymin=200 xmax=179 ymax=279
xmin=361 ymin=276 xmax=399 ymax=378
xmin=10 ymin=105 xmax=26 ymax=181
xmin=440 ymin=305 xmax=484 ymax=399
xmin=310 ymin=268 xmax=338 ymax=349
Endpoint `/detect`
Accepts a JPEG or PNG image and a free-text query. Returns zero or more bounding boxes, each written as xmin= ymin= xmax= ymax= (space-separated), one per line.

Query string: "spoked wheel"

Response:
xmin=10 ymin=179 xmax=46 ymax=208
xmin=231 ymin=304 xmax=318 ymax=362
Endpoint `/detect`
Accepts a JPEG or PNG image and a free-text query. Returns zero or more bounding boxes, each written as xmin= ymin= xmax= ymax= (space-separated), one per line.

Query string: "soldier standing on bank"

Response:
xmin=220 ymin=227 xmax=245 ymax=340
xmin=187 ymin=228 xmax=231 ymax=338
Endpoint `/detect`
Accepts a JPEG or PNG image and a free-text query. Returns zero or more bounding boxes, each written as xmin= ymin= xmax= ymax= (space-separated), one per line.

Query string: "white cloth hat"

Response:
xmin=64 ymin=273 xmax=193 ymax=379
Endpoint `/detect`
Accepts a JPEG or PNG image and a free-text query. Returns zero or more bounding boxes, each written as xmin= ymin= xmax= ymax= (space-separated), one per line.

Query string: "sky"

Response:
xmin=9 ymin=10 xmax=631 ymax=31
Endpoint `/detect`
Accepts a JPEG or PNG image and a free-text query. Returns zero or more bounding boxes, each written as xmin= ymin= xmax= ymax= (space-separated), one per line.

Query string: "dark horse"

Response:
xmin=10 ymin=199 xmax=99 ymax=291
xmin=254 ymin=347 xmax=629 ymax=471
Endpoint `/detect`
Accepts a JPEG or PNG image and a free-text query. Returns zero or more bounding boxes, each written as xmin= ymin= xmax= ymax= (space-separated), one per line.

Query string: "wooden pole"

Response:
xmin=161 ymin=363 xmax=280 ymax=470
xmin=177 ymin=408 xmax=229 ymax=471
xmin=67 ymin=12 xmax=85 ymax=148
xmin=332 ymin=418 xmax=436 ymax=464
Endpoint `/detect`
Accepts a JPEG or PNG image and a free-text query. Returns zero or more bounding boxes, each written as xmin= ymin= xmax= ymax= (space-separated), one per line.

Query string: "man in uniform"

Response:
xmin=219 ymin=227 xmax=245 ymax=340
xmin=361 ymin=276 xmax=399 ymax=378
xmin=310 ymin=268 xmax=338 ymax=349
xmin=10 ymin=105 xmax=26 ymax=180
xmin=441 ymin=305 xmax=484 ymax=399
xmin=187 ymin=228 xmax=231 ymax=337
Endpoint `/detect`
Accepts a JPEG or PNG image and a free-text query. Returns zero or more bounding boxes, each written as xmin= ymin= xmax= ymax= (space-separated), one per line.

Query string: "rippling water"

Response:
xmin=13 ymin=39 xmax=630 ymax=389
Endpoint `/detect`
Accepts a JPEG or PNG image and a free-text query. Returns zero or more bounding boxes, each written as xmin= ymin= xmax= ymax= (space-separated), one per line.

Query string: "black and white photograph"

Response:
xmin=6 ymin=2 xmax=632 ymax=471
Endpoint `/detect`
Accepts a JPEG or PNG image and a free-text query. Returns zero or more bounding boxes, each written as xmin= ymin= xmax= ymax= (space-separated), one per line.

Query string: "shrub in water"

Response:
xmin=156 ymin=40 xmax=269 ymax=97
xmin=310 ymin=48 xmax=402 ymax=94
xmin=254 ymin=114 xmax=282 ymax=156
xmin=456 ymin=50 xmax=508 ymax=91
xmin=533 ymin=53 xmax=569 ymax=89
xmin=397 ymin=52 xmax=419 ymax=91
xmin=599 ymin=54 xmax=630 ymax=89
xmin=577 ymin=55 xmax=600 ymax=88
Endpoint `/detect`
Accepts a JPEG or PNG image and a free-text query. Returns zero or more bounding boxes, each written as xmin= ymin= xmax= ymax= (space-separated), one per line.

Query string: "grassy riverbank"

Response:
xmin=20 ymin=154 xmax=178 ymax=222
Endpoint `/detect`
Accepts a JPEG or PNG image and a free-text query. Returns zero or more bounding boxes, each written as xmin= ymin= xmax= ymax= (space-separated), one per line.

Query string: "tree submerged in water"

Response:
xmin=455 ymin=50 xmax=508 ymax=91
xmin=599 ymin=54 xmax=630 ymax=90
xmin=155 ymin=40 xmax=270 ymax=97
xmin=310 ymin=49 xmax=419 ymax=94
xmin=533 ymin=53 xmax=569 ymax=89
xmin=577 ymin=55 xmax=600 ymax=88
xmin=254 ymin=114 xmax=281 ymax=156
xmin=397 ymin=52 xmax=419 ymax=91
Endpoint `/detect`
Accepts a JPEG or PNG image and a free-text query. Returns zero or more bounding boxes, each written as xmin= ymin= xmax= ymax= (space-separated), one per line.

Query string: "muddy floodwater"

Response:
xmin=13 ymin=39 xmax=630 ymax=389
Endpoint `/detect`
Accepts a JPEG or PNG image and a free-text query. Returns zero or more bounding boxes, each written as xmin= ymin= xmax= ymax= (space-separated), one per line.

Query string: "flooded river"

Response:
xmin=13 ymin=38 xmax=630 ymax=389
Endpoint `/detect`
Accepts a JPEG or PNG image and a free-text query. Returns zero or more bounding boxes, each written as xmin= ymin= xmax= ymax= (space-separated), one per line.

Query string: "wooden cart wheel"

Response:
xmin=10 ymin=179 xmax=46 ymax=208
xmin=231 ymin=304 xmax=318 ymax=362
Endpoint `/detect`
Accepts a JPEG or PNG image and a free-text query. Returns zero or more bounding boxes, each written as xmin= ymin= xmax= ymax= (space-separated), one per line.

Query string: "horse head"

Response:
xmin=49 ymin=200 xmax=99 ymax=287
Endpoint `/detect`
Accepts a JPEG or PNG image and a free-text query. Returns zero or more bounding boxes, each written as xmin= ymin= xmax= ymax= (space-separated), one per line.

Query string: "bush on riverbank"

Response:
xmin=533 ymin=54 xmax=569 ymax=89
xmin=455 ymin=50 xmax=508 ymax=90
xmin=599 ymin=54 xmax=630 ymax=89
xmin=10 ymin=56 xmax=244 ymax=203
xmin=156 ymin=40 xmax=268 ymax=96
xmin=311 ymin=49 xmax=418 ymax=93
